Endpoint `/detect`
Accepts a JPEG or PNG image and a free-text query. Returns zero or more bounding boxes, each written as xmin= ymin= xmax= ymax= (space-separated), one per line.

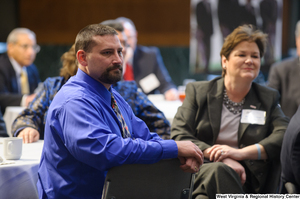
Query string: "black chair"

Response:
xmin=101 ymin=158 xmax=195 ymax=199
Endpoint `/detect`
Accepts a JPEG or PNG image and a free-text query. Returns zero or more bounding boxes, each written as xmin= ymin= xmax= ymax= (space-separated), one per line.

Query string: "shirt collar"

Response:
xmin=75 ymin=68 xmax=112 ymax=104
xmin=9 ymin=57 xmax=24 ymax=76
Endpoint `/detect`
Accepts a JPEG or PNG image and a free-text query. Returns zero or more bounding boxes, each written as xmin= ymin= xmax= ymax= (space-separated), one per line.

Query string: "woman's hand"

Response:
xmin=222 ymin=158 xmax=246 ymax=185
xmin=206 ymin=144 xmax=244 ymax=162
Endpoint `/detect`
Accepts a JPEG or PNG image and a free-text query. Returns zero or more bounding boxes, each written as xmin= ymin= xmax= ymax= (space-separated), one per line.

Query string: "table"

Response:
xmin=3 ymin=106 xmax=25 ymax=137
xmin=0 ymin=140 xmax=43 ymax=199
xmin=148 ymin=95 xmax=182 ymax=124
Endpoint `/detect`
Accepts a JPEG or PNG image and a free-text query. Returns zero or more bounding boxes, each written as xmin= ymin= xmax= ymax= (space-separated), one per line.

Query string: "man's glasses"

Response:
xmin=17 ymin=44 xmax=40 ymax=53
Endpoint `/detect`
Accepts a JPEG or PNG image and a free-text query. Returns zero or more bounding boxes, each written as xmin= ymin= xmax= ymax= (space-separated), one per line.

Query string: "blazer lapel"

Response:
xmin=238 ymin=86 xmax=261 ymax=142
xmin=208 ymin=78 xmax=224 ymax=143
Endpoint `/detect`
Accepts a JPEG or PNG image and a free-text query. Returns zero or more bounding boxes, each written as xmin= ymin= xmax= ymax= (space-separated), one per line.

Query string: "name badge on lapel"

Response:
xmin=241 ymin=109 xmax=266 ymax=125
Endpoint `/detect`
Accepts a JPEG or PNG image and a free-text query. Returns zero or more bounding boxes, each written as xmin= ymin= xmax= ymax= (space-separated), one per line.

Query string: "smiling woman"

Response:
xmin=171 ymin=24 xmax=289 ymax=198
xmin=222 ymin=41 xmax=260 ymax=84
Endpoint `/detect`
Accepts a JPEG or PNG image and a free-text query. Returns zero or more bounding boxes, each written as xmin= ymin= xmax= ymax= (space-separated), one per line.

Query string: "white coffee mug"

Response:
xmin=3 ymin=137 xmax=23 ymax=160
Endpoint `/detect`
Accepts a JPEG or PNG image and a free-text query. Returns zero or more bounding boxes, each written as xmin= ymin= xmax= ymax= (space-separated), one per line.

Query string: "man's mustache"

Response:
xmin=107 ymin=65 xmax=123 ymax=72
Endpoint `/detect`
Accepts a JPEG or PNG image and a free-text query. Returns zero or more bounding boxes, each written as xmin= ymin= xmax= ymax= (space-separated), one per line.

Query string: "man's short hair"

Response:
xmin=75 ymin=24 xmax=118 ymax=54
xmin=100 ymin=20 xmax=124 ymax=32
xmin=7 ymin=28 xmax=36 ymax=44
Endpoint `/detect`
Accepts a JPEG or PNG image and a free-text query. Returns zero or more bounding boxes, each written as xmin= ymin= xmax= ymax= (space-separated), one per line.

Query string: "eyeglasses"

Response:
xmin=17 ymin=44 xmax=40 ymax=53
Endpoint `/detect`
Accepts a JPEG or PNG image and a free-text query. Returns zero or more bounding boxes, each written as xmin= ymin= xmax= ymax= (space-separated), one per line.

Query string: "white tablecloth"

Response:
xmin=0 ymin=140 xmax=43 ymax=199
xmin=148 ymin=95 xmax=182 ymax=124
xmin=3 ymin=106 xmax=25 ymax=137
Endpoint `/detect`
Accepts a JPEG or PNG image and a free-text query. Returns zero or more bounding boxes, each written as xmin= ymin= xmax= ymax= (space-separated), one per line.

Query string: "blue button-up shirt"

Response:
xmin=37 ymin=69 xmax=177 ymax=198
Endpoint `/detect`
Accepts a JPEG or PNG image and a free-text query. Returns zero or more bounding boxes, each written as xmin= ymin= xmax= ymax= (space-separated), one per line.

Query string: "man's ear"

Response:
xmin=77 ymin=50 xmax=87 ymax=66
xmin=6 ymin=43 xmax=15 ymax=55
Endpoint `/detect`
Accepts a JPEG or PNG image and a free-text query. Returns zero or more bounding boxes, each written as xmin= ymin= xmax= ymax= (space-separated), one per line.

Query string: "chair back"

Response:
xmin=101 ymin=158 xmax=194 ymax=199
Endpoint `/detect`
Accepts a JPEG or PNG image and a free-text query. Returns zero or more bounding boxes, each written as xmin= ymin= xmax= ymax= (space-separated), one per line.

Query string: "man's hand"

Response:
xmin=25 ymin=94 xmax=36 ymax=107
xmin=222 ymin=158 xmax=246 ymax=185
xmin=175 ymin=141 xmax=204 ymax=173
xmin=17 ymin=127 xmax=40 ymax=143
xmin=164 ymin=88 xmax=178 ymax=101
xmin=178 ymin=157 xmax=201 ymax=173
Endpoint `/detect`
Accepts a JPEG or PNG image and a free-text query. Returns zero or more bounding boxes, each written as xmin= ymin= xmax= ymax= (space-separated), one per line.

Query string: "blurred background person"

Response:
xmin=268 ymin=20 xmax=300 ymax=118
xmin=116 ymin=17 xmax=178 ymax=101
xmin=0 ymin=28 xmax=40 ymax=115
xmin=171 ymin=25 xmax=289 ymax=198
xmin=195 ymin=0 xmax=213 ymax=73
xmin=12 ymin=20 xmax=170 ymax=143
xmin=280 ymin=105 xmax=300 ymax=193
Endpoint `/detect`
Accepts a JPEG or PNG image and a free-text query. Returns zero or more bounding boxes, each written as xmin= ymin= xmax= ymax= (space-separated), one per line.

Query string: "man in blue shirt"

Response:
xmin=37 ymin=24 xmax=203 ymax=198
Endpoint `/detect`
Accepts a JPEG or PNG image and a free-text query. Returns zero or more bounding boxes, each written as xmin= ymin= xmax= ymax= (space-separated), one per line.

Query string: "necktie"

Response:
xmin=20 ymin=70 xmax=30 ymax=94
xmin=111 ymin=93 xmax=131 ymax=138
xmin=123 ymin=63 xmax=134 ymax=81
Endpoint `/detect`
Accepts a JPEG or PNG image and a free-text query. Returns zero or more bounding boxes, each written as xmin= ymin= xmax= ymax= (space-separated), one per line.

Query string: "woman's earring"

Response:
xmin=223 ymin=65 xmax=226 ymax=69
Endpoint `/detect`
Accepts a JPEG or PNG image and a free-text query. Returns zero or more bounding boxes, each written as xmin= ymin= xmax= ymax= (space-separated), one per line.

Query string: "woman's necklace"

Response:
xmin=223 ymin=89 xmax=245 ymax=114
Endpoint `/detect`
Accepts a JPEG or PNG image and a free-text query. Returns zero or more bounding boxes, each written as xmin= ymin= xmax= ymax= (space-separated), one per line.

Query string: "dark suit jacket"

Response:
xmin=0 ymin=109 xmax=8 ymax=137
xmin=133 ymin=45 xmax=176 ymax=94
xmin=281 ymin=105 xmax=300 ymax=191
xmin=171 ymin=77 xmax=289 ymax=193
xmin=0 ymin=53 xmax=40 ymax=114
xmin=268 ymin=57 xmax=300 ymax=118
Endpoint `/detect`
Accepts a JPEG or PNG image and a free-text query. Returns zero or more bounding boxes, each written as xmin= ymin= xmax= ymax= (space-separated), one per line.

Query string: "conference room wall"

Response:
xmin=18 ymin=0 xmax=190 ymax=46
xmin=0 ymin=0 xmax=298 ymax=85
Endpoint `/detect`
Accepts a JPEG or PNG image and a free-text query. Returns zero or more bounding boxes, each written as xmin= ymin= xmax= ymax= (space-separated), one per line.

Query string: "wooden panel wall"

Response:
xmin=19 ymin=0 xmax=190 ymax=46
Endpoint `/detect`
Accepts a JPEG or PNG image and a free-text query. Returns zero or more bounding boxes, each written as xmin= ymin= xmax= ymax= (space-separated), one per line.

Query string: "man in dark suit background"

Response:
xmin=0 ymin=28 xmax=40 ymax=114
xmin=281 ymin=105 xmax=300 ymax=193
xmin=268 ymin=20 xmax=300 ymax=118
xmin=116 ymin=17 xmax=178 ymax=101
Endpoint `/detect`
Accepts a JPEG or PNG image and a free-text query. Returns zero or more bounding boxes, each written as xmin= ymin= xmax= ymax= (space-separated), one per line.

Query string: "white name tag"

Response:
xmin=241 ymin=109 xmax=266 ymax=125
xmin=139 ymin=73 xmax=160 ymax=93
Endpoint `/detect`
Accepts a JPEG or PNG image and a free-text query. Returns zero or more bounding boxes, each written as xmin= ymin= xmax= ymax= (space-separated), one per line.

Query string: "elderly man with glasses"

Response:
xmin=0 ymin=28 xmax=41 ymax=115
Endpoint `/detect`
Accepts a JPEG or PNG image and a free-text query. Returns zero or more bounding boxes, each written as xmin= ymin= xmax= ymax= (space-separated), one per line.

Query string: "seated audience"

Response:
xmin=12 ymin=21 xmax=170 ymax=143
xmin=0 ymin=28 xmax=40 ymax=114
xmin=281 ymin=105 xmax=300 ymax=193
xmin=0 ymin=108 xmax=8 ymax=137
xmin=37 ymin=24 xmax=204 ymax=198
xmin=171 ymin=25 xmax=289 ymax=198
xmin=268 ymin=20 xmax=300 ymax=118
xmin=116 ymin=17 xmax=179 ymax=101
